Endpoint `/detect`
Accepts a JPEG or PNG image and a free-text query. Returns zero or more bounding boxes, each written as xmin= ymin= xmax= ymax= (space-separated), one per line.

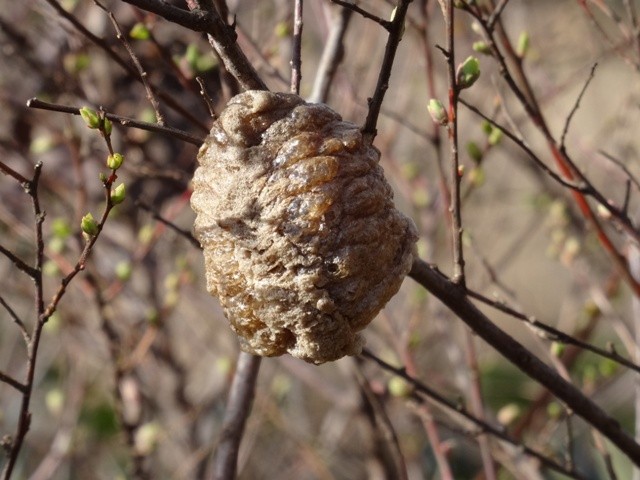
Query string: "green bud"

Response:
xmin=115 ymin=260 xmax=133 ymax=281
xmin=517 ymin=31 xmax=530 ymax=58
xmin=427 ymin=98 xmax=448 ymax=126
xmin=110 ymin=183 xmax=126 ymax=205
xmin=466 ymin=141 xmax=483 ymax=164
xmin=481 ymin=120 xmax=493 ymax=135
xmin=81 ymin=213 xmax=99 ymax=236
xmin=472 ymin=41 xmax=491 ymax=55
xmin=129 ymin=22 xmax=150 ymax=40
xmin=488 ymin=127 xmax=503 ymax=146
xmin=274 ymin=21 xmax=291 ymax=38
xmin=79 ymin=107 xmax=100 ymax=129
xmin=456 ymin=56 xmax=481 ymax=89
xmin=550 ymin=341 xmax=565 ymax=357
xmin=388 ymin=377 xmax=411 ymax=398
xmin=103 ymin=117 xmax=113 ymax=136
xmin=99 ymin=172 xmax=108 ymax=183
xmin=51 ymin=218 xmax=72 ymax=239
xmin=107 ymin=153 xmax=124 ymax=170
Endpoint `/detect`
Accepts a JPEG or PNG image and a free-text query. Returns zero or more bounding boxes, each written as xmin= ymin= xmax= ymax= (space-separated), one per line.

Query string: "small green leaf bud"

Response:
xmin=81 ymin=213 xmax=99 ymax=236
xmin=79 ymin=107 xmax=100 ymax=129
xmin=466 ymin=141 xmax=483 ymax=164
xmin=517 ymin=31 xmax=530 ymax=58
xmin=488 ymin=127 xmax=503 ymax=146
xmin=110 ymin=183 xmax=126 ymax=205
xmin=103 ymin=116 xmax=113 ymax=136
xmin=472 ymin=41 xmax=491 ymax=55
xmin=456 ymin=56 xmax=481 ymax=89
xmin=130 ymin=22 xmax=150 ymax=40
xmin=107 ymin=153 xmax=124 ymax=170
xmin=427 ymin=98 xmax=448 ymax=126
xmin=99 ymin=172 xmax=108 ymax=183
xmin=481 ymin=120 xmax=493 ymax=135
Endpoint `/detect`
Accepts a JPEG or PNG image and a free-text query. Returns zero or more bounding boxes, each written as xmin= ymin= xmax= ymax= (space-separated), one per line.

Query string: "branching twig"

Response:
xmin=329 ymin=0 xmax=391 ymax=30
xmin=94 ymin=0 xmax=165 ymax=125
xmin=560 ymin=63 xmax=598 ymax=152
xmin=26 ymin=98 xmax=203 ymax=145
xmin=135 ymin=199 xmax=201 ymax=249
xmin=408 ymin=258 xmax=640 ymax=466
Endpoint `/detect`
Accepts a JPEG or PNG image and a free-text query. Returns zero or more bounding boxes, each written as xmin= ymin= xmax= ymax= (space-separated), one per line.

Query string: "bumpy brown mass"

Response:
xmin=191 ymin=90 xmax=418 ymax=364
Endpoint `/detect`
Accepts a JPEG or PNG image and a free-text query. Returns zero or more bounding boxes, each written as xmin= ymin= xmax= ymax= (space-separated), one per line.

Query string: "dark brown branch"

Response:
xmin=407 ymin=258 xmax=640 ymax=466
xmin=0 ymin=295 xmax=30 ymax=345
xmin=329 ymin=0 xmax=391 ymax=30
xmin=560 ymin=63 xmax=598 ymax=152
xmin=362 ymin=0 xmax=413 ymax=141
xmin=121 ymin=0 xmax=267 ymax=91
xmin=134 ymin=199 xmax=202 ymax=249
xmin=0 ymin=244 xmax=38 ymax=278
xmin=291 ymin=0 xmax=304 ymax=95
xmin=0 ymin=371 xmax=27 ymax=394
xmin=26 ymin=98 xmax=204 ymax=145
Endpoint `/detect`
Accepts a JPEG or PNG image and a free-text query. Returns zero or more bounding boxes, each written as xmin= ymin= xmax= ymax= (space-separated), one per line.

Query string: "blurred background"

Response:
xmin=2 ymin=0 xmax=640 ymax=478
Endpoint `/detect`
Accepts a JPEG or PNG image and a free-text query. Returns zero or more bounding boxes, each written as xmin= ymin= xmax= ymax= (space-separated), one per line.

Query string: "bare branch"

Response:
xmin=291 ymin=0 xmax=304 ymax=95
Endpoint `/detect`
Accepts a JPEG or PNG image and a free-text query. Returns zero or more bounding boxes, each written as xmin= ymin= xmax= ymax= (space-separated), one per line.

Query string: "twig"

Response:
xmin=408 ymin=258 xmax=640 ymax=466
xmin=362 ymin=0 xmax=413 ymax=141
xmin=0 ymin=160 xmax=29 ymax=184
xmin=135 ymin=199 xmax=202 ymax=249
xmin=195 ymin=76 xmax=218 ymax=119
xmin=0 ymin=371 xmax=26 ymax=394
xmin=559 ymin=63 xmax=598 ymax=152
xmin=212 ymin=352 xmax=262 ymax=480
xmin=466 ymin=288 xmax=640 ymax=374
xmin=0 ymin=295 xmax=30 ymax=345
xmin=41 ymin=0 xmax=209 ymax=132
xmin=0 ymin=244 xmax=38 ymax=278
xmin=291 ymin=0 xmax=304 ymax=95
xmin=486 ymin=0 xmax=511 ymax=31
xmin=440 ymin=0 xmax=465 ymax=286
xmin=599 ymin=150 xmax=640 ymax=192
xmin=361 ymin=349 xmax=586 ymax=479
xmin=26 ymin=98 xmax=203 ymax=145
xmin=309 ymin=3 xmax=353 ymax=103
xmin=94 ymin=0 xmax=165 ymax=125
xmin=328 ymin=0 xmax=391 ymax=30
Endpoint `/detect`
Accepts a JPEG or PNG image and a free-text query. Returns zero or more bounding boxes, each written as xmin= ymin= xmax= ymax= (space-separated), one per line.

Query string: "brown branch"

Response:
xmin=212 ymin=352 xmax=262 ymax=480
xmin=0 ymin=295 xmax=30 ymax=345
xmin=26 ymin=98 xmax=204 ymax=145
xmin=291 ymin=0 xmax=304 ymax=95
xmin=362 ymin=0 xmax=413 ymax=141
xmin=329 ymin=0 xmax=391 ymax=30
xmin=361 ymin=348 xmax=586 ymax=479
xmin=0 ymin=371 xmax=26 ymax=394
xmin=121 ymin=0 xmax=267 ymax=91
xmin=408 ymin=258 xmax=640 ymax=466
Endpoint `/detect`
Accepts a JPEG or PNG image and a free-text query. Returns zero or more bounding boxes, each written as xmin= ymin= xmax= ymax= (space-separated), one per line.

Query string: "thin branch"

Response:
xmin=195 ymin=76 xmax=218 ymax=119
xmin=0 ymin=160 xmax=29 ymax=184
xmin=328 ymin=0 xmax=391 ymax=30
xmin=408 ymin=258 xmax=640 ymax=466
xmin=309 ymin=3 xmax=353 ymax=103
xmin=291 ymin=0 xmax=304 ymax=95
xmin=0 ymin=295 xmax=30 ymax=344
xmin=0 ymin=244 xmax=38 ymax=278
xmin=135 ymin=199 xmax=202 ymax=249
xmin=94 ymin=0 xmax=165 ymax=125
xmin=0 ymin=370 xmax=27 ymax=394
xmin=466 ymin=288 xmax=640 ymax=375
xmin=213 ymin=352 xmax=262 ymax=480
xmin=362 ymin=0 xmax=413 ymax=141
xmin=41 ymin=0 xmax=209 ymax=132
xmin=560 ymin=63 xmax=598 ymax=152
xmin=361 ymin=349 xmax=586 ymax=479
xmin=486 ymin=0 xmax=510 ymax=31
xmin=26 ymin=98 xmax=203 ymax=145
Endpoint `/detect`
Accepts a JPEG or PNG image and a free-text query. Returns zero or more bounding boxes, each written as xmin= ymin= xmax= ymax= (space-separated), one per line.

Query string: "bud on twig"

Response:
xmin=456 ymin=56 xmax=481 ymax=89
xmin=517 ymin=31 xmax=530 ymax=58
xmin=107 ymin=153 xmax=124 ymax=170
xmin=79 ymin=107 xmax=100 ymax=129
xmin=427 ymin=99 xmax=448 ymax=126
xmin=81 ymin=213 xmax=99 ymax=237
xmin=111 ymin=183 xmax=126 ymax=205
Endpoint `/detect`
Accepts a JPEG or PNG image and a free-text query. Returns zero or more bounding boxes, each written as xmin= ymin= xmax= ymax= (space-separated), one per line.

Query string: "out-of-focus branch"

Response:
xmin=291 ymin=0 xmax=304 ymax=95
xmin=212 ymin=352 xmax=262 ymax=480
